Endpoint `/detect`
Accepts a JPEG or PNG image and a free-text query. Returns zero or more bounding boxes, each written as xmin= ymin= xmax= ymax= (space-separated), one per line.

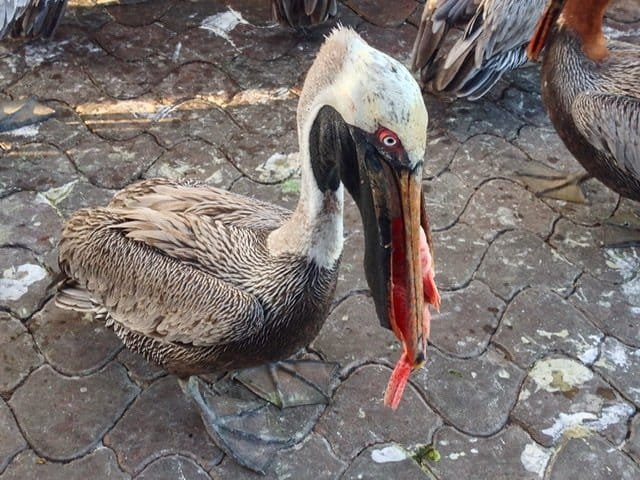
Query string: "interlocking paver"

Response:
xmin=341 ymin=443 xmax=433 ymax=480
xmin=1 ymin=448 xmax=129 ymax=480
xmin=593 ymin=337 xmax=640 ymax=407
xmin=316 ymin=364 xmax=442 ymax=460
xmin=476 ymin=229 xmax=580 ymax=301
xmin=413 ymin=347 xmax=524 ymax=436
xmin=9 ymin=363 xmax=139 ymax=460
xmin=0 ymin=399 xmax=26 ymax=474
xmin=512 ymin=357 xmax=634 ymax=448
xmin=0 ymin=248 xmax=51 ymax=319
xmin=494 ymin=287 xmax=603 ymax=369
xmin=135 ymin=455 xmax=210 ymax=480
xmin=429 ymin=280 xmax=505 ymax=358
xmin=426 ymin=425 xmax=551 ymax=480
xmin=0 ymin=313 xmax=43 ymax=393
xmin=29 ymin=300 xmax=122 ymax=375
xmin=104 ymin=376 xmax=223 ymax=474
xmin=548 ymin=436 xmax=640 ymax=480
xmin=1 ymin=1 xmax=639 ymax=478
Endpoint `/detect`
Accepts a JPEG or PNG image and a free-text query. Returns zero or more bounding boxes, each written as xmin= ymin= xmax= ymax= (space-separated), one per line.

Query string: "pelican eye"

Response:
xmin=376 ymin=127 xmax=402 ymax=150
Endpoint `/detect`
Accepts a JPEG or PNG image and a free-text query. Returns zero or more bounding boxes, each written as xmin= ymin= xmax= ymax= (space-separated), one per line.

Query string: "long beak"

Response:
xmin=527 ymin=0 xmax=566 ymax=61
xmin=353 ymin=146 xmax=438 ymax=363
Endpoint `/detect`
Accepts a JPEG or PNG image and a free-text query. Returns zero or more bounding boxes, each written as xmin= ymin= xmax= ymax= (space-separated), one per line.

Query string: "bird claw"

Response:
xmin=515 ymin=164 xmax=590 ymax=203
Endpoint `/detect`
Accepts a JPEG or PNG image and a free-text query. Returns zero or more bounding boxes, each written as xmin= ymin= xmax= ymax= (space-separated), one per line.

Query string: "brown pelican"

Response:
xmin=55 ymin=27 xmax=440 ymax=472
xmin=412 ymin=0 xmax=547 ymax=100
xmin=0 ymin=0 xmax=66 ymax=39
xmin=271 ymin=0 xmax=338 ymax=28
xmin=526 ymin=0 xmax=640 ymax=202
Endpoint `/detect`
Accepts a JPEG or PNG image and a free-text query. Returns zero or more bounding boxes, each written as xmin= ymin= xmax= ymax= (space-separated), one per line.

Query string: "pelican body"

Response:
xmin=528 ymin=0 xmax=640 ymax=201
xmin=271 ymin=0 xmax=337 ymax=28
xmin=0 ymin=0 xmax=66 ymax=39
xmin=412 ymin=0 xmax=547 ymax=100
xmin=57 ymin=28 xmax=439 ymax=414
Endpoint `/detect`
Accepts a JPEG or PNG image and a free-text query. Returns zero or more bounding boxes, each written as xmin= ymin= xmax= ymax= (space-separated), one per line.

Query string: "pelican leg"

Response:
xmin=180 ymin=372 xmax=330 ymax=474
xmin=515 ymin=163 xmax=591 ymax=203
xmin=233 ymin=359 xmax=339 ymax=408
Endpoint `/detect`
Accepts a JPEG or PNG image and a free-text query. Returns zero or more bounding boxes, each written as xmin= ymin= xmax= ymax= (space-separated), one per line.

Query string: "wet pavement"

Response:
xmin=1 ymin=0 xmax=640 ymax=479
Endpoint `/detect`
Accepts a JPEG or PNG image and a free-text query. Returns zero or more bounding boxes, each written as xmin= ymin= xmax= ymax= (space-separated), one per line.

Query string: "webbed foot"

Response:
xmin=515 ymin=164 xmax=591 ymax=203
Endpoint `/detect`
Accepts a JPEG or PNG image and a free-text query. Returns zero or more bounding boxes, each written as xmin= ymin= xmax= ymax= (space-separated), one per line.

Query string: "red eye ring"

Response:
xmin=376 ymin=127 xmax=401 ymax=149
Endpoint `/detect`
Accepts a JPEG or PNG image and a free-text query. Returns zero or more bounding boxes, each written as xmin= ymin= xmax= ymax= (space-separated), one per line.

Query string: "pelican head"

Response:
xmin=278 ymin=27 xmax=438 ymax=407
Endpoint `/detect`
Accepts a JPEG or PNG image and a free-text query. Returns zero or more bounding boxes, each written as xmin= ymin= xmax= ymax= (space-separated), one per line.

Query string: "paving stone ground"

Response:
xmin=1 ymin=0 xmax=639 ymax=479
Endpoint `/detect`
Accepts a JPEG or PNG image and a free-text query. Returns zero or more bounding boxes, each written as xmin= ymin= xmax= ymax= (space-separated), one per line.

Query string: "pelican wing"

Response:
xmin=271 ymin=0 xmax=337 ymax=28
xmin=58 ymin=206 xmax=268 ymax=347
xmin=572 ymin=93 xmax=640 ymax=178
xmin=1 ymin=0 xmax=67 ymax=39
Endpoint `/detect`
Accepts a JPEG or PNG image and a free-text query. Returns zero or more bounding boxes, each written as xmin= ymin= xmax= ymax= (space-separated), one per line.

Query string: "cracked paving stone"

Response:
xmin=167 ymin=27 xmax=234 ymax=65
xmin=550 ymin=219 xmax=640 ymax=284
xmin=117 ymin=349 xmax=166 ymax=387
xmin=460 ymin=179 xmax=558 ymax=241
xmin=223 ymin=53 xmax=305 ymax=92
xmin=312 ymin=294 xmax=401 ymax=370
xmin=147 ymin=99 xmax=243 ymax=149
xmin=75 ymin=98 xmax=148 ymax=142
xmin=9 ymin=363 xmax=139 ymax=461
xmin=342 ymin=443 xmax=433 ymax=480
xmin=0 ymin=313 xmax=43 ymax=393
xmin=1 ymin=447 xmax=129 ymax=480
xmin=225 ymin=133 xmax=299 ymax=183
xmin=228 ymin=24 xmax=298 ymax=62
xmin=428 ymin=100 xmax=523 ymax=143
xmin=135 ymin=455 xmax=209 ymax=480
xmin=108 ymin=0 xmax=175 ymax=27
xmin=226 ymin=94 xmax=297 ymax=137
xmin=95 ymin=22 xmax=176 ymax=61
xmin=344 ymin=0 xmax=417 ymax=27
xmin=153 ymin=62 xmax=239 ymax=104
xmin=159 ymin=0 xmax=228 ymax=33
xmin=212 ymin=433 xmax=346 ymax=479
xmin=626 ymin=415 xmax=640 ymax=462
xmin=0 ymin=248 xmax=51 ymax=319
xmin=571 ymin=274 xmax=640 ymax=348
xmin=423 ymin=130 xmax=460 ymax=178
xmin=357 ymin=22 xmax=417 ymax=64
xmin=0 ymin=398 xmax=26 ymax=473
xmin=512 ymin=356 xmax=634 ymax=448
xmin=426 ymin=425 xmax=551 ymax=480
xmin=68 ymin=133 xmax=164 ymax=189
xmin=430 ymin=280 xmax=505 ymax=358
xmin=433 ymin=223 xmax=489 ymax=290
xmin=89 ymin=54 xmax=173 ymax=100
xmin=413 ymin=347 xmax=524 ymax=436
xmin=0 ymin=191 xmax=63 ymax=254
xmin=540 ymin=178 xmax=620 ymax=227
xmin=230 ymin=176 xmax=299 ymax=212
xmin=26 ymin=103 xmax=95 ymax=152
xmin=316 ymin=364 xmax=442 ymax=460
xmin=0 ymin=49 xmax=26 ymax=86
xmin=104 ymin=376 xmax=223 ymax=474
xmin=447 ymin=135 xmax=532 ymax=188
xmin=423 ymin=172 xmax=472 ymax=231
xmin=593 ymin=337 xmax=640 ymax=407
xmin=29 ymin=300 xmax=123 ymax=376
xmin=52 ymin=180 xmax=116 ymax=219
xmin=476 ymin=229 xmax=580 ymax=301
xmin=548 ymin=436 xmax=640 ymax=480
xmin=144 ymin=140 xmax=240 ymax=188
xmin=513 ymin=125 xmax=577 ymax=172
xmin=498 ymin=86 xmax=548 ymax=128
xmin=0 ymin=143 xmax=78 ymax=196
xmin=7 ymin=62 xmax=103 ymax=108
xmin=608 ymin=0 xmax=640 ymax=23
xmin=494 ymin=287 xmax=603 ymax=369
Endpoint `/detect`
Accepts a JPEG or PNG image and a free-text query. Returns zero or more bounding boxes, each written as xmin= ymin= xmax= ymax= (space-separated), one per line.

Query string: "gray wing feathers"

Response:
xmin=272 ymin=0 xmax=337 ymax=28
xmin=58 ymin=208 xmax=265 ymax=347
xmin=1 ymin=0 xmax=67 ymax=39
xmin=572 ymin=93 xmax=640 ymax=178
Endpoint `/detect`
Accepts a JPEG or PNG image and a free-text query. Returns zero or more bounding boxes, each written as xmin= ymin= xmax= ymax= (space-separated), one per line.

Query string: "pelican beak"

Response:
xmin=342 ymin=128 xmax=440 ymax=409
xmin=527 ymin=0 xmax=566 ymax=61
